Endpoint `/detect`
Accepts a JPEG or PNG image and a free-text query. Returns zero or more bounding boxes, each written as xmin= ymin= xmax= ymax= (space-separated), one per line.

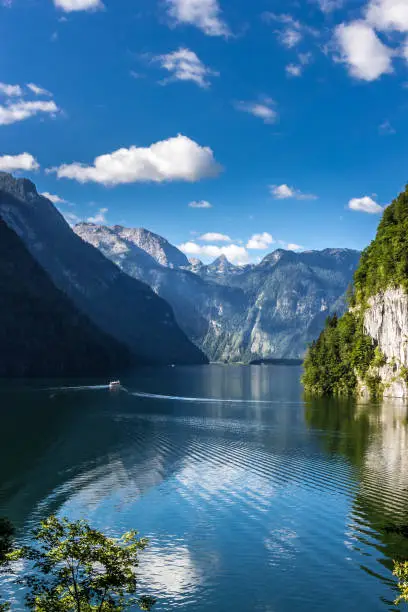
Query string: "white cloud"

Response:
xmin=199 ymin=232 xmax=231 ymax=242
xmin=50 ymin=135 xmax=222 ymax=186
xmin=287 ymin=242 xmax=304 ymax=251
xmin=179 ymin=241 xmax=249 ymax=264
xmin=366 ymin=0 xmax=408 ymax=32
xmin=286 ymin=53 xmax=312 ymax=77
xmin=281 ymin=28 xmax=303 ymax=48
xmin=246 ymin=232 xmax=274 ymax=250
xmin=263 ymin=13 xmax=318 ymax=48
xmin=188 ymin=200 xmax=212 ymax=208
xmin=286 ymin=64 xmax=302 ymax=77
xmin=334 ymin=21 xmax=393 ymax=81
xmin=87 ymin=207 xmax=108 ymax=224
xmin=0 ymin=100 xmax=59 ymax=125
xmin=27 ymin=83 xmax=52 ymax=96
xmin=270 ymin=184 xmax=317 ymax=200
xmin=53 ymin=0 xmax=104 ymax=12
xmin=41 ymin=191 xmax=67 ymax=204
xmin=348 ymin=195 xmax=383 ymax=213
xmin=314 ymin=0 xmax=344 ymax=12
xmin=0 ymin=82 xmax=23 ymax=97
xmin=165 ymin=0 xmax=229 ymax=36
xmin=235 ymin=98 xmax=278 ymax=124
xmin=0 ymin=152 xmax=39 ymax=172
xmin=154 ymin=47 xmax=218 ymax=88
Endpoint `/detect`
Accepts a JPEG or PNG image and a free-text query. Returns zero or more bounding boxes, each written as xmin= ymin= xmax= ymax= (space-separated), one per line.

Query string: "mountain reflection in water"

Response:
xmin=1 ymin=365 xmax=408 ymax=611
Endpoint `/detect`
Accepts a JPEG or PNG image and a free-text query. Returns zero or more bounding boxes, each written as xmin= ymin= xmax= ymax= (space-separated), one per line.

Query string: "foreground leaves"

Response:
xmin=9 ymin=515 xmax=155 ymax=611
xmin=394 ymin=560 xmax=408 ymax=606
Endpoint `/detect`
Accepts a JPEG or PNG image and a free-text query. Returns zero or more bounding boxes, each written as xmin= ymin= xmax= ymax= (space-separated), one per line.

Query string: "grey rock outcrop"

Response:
xmin=361 ymin=288 xmax=408 ymax=398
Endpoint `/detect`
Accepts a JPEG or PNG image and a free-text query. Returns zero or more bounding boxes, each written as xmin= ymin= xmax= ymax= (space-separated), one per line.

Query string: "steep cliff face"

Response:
xmin=303 ymin=185 xmax=408 ymax=399
xmin=360 ymin=289 xmax=408 ymax=398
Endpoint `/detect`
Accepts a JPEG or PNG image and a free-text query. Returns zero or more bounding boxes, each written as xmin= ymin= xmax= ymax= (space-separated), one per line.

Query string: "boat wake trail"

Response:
xmin=45 ymin=384 xmax=110 ymax=392
xmin=130 ymin=391 xmax=275 ymax=404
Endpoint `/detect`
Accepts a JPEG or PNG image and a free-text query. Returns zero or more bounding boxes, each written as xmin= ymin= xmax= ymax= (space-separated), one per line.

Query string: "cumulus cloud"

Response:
xmin=348 ymin=195 xmax=383 ymax=213
xmin=0 ymin=82 xmax=23 ymax=97
xmin=179 ymin=241 xmax=249 ymax=264
xmin=41 ymin=191 xmax=68 ymax=204
xmin=235 ymin=97 xmax=278 ymax=124
xmin=154 ymin=47 xmax=219 ymax=88
xmin=87 ymin=207 xmax=108 ymax=223
xmin=50 ymin=135 xmax=222 ymax=186
xmin=246 ymin=232 xmax=274 ymax=250
xmin=334 ymin=21 xmax=393 ymax=81
xmin=53 ymin=0 xmax=104 ymax=12
xmin=165 ymin=0 xmax=229 ymax=36
xmin=188 ymin=200 xmax=212 ymax=208
xmin=0 ymin=152 xmax=39 ymax=172
xmin=0 ymin=100 xmax=59 ymax=126
xmin=27 ymin=83 xmax=52 ymax=96
xmin=270 ymin=184 xmax=317 ymax=200
xmin=366 ymin=0 xmax=408 ymax=32
xmin=199 ymin=232 xmax=231 ymax=242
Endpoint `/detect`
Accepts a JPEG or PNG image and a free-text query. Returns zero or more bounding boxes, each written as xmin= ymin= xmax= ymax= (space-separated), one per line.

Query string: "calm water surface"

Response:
xmin=1 ymin=364 xmax=408 ymax=611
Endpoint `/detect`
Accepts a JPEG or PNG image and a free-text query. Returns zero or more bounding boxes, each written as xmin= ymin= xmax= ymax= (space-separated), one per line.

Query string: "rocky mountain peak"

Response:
xmin=208 ymin=254 xmax=236 ymax=272
xmin=92 ymin=225 xmax=190 ymax=269
xmin=0 ymin=172 xmax=38 ymax=202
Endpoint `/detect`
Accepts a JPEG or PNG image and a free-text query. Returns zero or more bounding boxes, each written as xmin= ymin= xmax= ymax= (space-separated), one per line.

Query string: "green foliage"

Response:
xmin=0 ymin=518 xmax=14 ymax=565
xmin=400 ymin=366 xmax=408 ymax=384
xmin=303 ymin=185 xmax=408 ymax=398
xmin=394 ymin=560 xmax=408 ymax=606
xmin=302 ymin=313 xmax=375 ymax=396
xmin=372 ymin=346 xmax=386 ymax=368
xmin=10 ymin=516 xmax=155 ymax=611
xmin=0 ymin=517 xmax=14 ymax=611
xmin=354 ymin=185 xmax=408 ymax=302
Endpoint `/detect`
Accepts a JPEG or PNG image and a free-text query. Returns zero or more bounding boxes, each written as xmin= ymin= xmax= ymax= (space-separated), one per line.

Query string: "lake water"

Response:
xmin=1 ymin=364 xmax=408 ymax=611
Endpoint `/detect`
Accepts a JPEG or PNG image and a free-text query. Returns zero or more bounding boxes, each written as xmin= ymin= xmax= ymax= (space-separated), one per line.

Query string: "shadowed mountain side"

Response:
xmin=0 ymin=173 xmax=207 ymax=366
xmin=0 ymin=218 xmax=130 ymax=377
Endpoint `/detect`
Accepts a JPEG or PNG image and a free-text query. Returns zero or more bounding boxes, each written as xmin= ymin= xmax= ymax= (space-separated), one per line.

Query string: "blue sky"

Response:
xmin=1 ymin=0 xmax=408 ymax=263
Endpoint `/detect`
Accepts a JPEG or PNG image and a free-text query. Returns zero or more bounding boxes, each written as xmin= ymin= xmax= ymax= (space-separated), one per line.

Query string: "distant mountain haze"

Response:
xmin=75 ymin=222 xmax=360 ymax=362
xmin=0 ymin=173 xmax=207 ymax=366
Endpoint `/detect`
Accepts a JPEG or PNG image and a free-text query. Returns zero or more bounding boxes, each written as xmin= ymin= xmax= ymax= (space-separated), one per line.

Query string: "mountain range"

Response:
xmin=75 ymin=223 xmax=360 ymax=362
xmin=0 ymin=173 xmax=207 ymax=372
xmin=0 ymin=172 xmax=360 ymax=375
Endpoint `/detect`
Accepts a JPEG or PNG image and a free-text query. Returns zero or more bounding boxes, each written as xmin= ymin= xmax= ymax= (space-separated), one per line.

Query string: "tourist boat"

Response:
xmin=109 ymin=380 xmax=121 ymax=390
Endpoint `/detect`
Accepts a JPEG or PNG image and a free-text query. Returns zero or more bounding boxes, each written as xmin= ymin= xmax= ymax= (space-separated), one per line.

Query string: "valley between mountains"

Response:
xmin=74 ymin=222 xmax=360 ymax=363
xmin=0 ymin=171 xmax=360 ymax=373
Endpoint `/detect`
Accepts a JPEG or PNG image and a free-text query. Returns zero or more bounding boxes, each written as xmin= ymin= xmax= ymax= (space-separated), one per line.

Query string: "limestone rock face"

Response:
xmin=362 ymin=288 xmax=408 ymax=398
